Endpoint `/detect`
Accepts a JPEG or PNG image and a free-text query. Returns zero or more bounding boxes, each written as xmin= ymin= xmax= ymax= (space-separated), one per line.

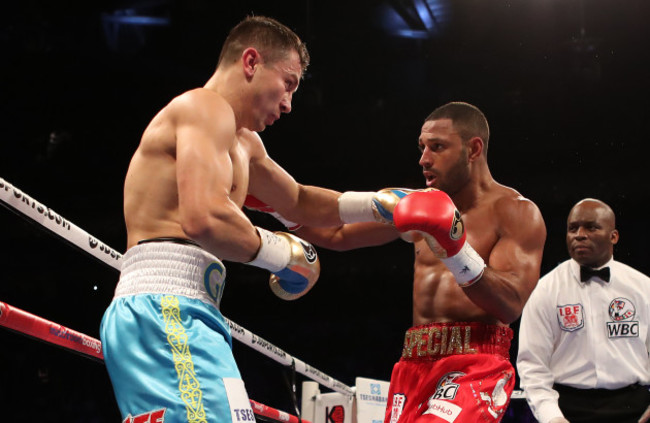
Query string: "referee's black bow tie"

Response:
xmin=580 ymin=265 xmax=610 ymax=282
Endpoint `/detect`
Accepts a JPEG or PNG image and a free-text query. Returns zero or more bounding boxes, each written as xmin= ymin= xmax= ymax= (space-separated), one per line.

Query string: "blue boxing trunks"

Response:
xmin=100 ymin=240 xmax=255 ymax=423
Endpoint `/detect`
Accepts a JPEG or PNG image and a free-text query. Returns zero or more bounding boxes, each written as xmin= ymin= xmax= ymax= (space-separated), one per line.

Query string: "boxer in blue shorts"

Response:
xmin=102 ymin=16 xmax=346 ymax=423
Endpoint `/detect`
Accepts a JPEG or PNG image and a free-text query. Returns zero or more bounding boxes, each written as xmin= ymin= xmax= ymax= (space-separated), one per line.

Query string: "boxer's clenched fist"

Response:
xmin=247 ymin=227 xmax=320 ymax=300
xmin=393 ymin=190 xmax=486 ymax=287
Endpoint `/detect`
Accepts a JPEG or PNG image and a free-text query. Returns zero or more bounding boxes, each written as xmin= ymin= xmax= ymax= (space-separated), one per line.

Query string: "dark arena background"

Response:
xmin=1 ymin=0 xmax=649 ymax=421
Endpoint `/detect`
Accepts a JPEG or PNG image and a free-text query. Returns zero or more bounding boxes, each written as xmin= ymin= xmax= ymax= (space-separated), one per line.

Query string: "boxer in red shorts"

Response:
xmin=290 ymin=102 xmax=547 ymax=422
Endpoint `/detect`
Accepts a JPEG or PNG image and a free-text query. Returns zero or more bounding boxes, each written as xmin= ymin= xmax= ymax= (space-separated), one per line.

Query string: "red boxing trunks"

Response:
xmin=385 ymin=322 xmax=514 ymax=423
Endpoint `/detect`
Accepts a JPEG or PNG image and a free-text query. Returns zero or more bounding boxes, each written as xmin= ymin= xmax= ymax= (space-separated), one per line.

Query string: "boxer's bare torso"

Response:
xmin=412 ymin=184 xmax=540 ymax=326
xmin=124 ymin=89 xmax=257 ymax=249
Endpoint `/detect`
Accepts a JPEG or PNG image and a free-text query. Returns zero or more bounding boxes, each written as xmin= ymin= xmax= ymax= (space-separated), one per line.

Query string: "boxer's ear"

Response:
xmin=242 ymin=47 xmax=261 ymax=79
xmin=467 ymin=136 xmax=484 ymax=161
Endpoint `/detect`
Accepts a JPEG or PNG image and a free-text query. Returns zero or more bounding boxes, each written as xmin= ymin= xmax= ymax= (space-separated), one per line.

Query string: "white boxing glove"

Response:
xmin=247 ymin=227 xmax=320 ymax=300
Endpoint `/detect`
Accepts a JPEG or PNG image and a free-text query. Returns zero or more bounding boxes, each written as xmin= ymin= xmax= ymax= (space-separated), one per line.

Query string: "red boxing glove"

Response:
xmin=244 ymin=195 xmax=302 ymax=231
xmin=393 ymin=190 xmax=486 ymax=287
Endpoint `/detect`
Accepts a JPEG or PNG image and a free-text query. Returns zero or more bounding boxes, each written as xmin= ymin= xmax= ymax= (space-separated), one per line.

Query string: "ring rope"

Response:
xmin=0 ymin=300 xmax=104 ymax=361
xmin=0 ymin=176 xmax=354 ymax=396
xmin=0 ymin=300 xmax=308 ymax=423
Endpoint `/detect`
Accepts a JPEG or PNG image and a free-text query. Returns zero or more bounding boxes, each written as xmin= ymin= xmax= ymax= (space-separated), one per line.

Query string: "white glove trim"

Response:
xmin=246 ymin=227 xmax=291 ymax=272
xmin=441 ymin=242 xmax=486 ymax=287
xmin=338 ymin=191 xmax=376 ymax=223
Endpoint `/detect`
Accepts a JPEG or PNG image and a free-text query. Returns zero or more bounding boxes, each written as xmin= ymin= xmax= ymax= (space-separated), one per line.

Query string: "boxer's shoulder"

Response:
xmin=483 ymin=184 xmax=538 ymax=216
xmin=167 ymin=89 xmax=236 ymax=127
xmin=462 ymin=183 xmax=542 ymax=238
xmin=489 ymin=186 xmax=544 ymax=239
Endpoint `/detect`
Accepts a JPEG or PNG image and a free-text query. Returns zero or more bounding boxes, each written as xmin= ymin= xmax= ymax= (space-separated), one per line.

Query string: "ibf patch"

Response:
xmin=607 ymin=297 xmax=639 ymax=338
xmin=389 ymin=394 xmax=406 ymax=423
xmin=122 ymin=408 xmax=166 ymax=423
xmin=556 ymin=304 xmax=584 ymax=332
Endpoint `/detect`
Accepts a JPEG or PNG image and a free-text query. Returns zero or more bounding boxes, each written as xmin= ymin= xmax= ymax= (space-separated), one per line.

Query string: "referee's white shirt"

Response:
xmin=517 ymin=258 xmax=650 ymax=423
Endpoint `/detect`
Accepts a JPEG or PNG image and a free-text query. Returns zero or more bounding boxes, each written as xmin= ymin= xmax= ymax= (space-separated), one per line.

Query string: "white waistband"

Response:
xmin=114 ymin=242 xmax=226 ymax=308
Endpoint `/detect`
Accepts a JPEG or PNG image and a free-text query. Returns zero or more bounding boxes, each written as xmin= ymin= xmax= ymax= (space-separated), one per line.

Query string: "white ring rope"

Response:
xmin=0 ymin=176 xmax=354 ymax=396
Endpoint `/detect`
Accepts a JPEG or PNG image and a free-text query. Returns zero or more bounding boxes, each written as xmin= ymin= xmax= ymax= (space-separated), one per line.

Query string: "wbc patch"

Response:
xmin=556 ymin=304 xmax=584 ymax=332
xmin=607 ymin=297 xmax=639 ymax=338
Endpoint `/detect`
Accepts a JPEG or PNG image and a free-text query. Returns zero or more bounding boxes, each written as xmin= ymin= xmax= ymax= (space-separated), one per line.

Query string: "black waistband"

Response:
xmin=137 ymin=237 xmax=201 ymax=247
xmin=553 ymin=383 xmax=649 ymax=395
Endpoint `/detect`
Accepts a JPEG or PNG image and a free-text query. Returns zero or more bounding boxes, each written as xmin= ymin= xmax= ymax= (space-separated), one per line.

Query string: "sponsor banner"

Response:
xmin=355 ymin=377 xmax=390 ymax=423
xmin=224 ymin=378 xmax=256 ymax=423
xmin=313 ymin=392 xmax=353 ymax=423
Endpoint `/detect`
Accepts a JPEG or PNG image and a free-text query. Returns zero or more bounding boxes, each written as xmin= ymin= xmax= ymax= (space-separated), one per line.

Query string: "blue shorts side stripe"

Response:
xmin=161 ymin=295 xmax=208 ymax=422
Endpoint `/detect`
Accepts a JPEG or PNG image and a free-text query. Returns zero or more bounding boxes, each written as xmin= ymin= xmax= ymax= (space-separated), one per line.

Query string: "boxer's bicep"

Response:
xmin=489 ymin=197 xmax=546 ymax=299
xmin=176 ymin=101 xmax=236 ymax=216
xmin=174 ymin=97 xmax=260 ymax=259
